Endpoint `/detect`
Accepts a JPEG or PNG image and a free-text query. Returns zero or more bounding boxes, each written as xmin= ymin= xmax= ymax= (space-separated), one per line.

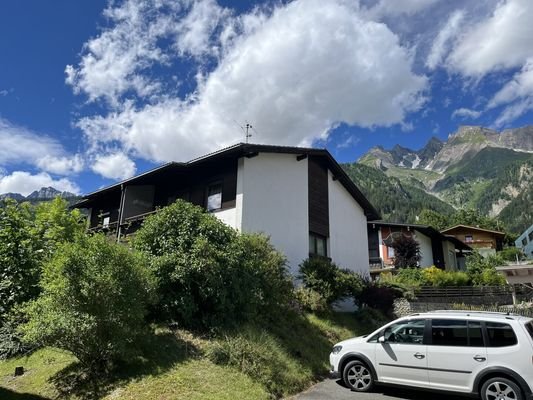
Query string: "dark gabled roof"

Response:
xmin=368 ymin=220 xmax=473 ymax=251
xmin=441 ymin=224 xmax=506 ymax=237
xmin=73 ymin=143 xmax=380 ymax=220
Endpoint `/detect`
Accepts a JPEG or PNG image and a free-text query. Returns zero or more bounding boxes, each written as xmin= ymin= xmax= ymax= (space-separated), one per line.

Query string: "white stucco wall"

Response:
xmin=442 ymin=240 xmax=458 ymax=270
xmin=327 ymin=171 xmax=369 ymax=275
xmin=239 ymin=153 xmax=309 ymax=274
xmin=415 ymin=231 xmax=434 ymax=268
xmin=212 ymin=207 xmax=238 ymax=229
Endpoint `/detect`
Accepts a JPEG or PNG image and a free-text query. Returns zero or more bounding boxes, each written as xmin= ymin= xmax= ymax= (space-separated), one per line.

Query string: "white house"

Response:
xmin=74 ymin=143 xmax=380 ymax=276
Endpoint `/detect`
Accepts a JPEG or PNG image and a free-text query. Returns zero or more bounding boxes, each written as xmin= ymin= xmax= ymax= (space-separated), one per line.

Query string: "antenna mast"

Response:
xmin=245 ymin=123 xmax=252 ymax=143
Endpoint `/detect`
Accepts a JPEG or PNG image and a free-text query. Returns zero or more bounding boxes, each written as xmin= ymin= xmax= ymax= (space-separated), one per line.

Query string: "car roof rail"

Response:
xmin=431 ymin=310 xmax=519 ymax=317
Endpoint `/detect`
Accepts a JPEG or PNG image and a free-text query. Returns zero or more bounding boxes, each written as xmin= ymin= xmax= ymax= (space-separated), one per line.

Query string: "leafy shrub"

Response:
xmin=421 ymin=266 xmax=470 ymax=287
xmin=391 ymin=234 xmax=421 ymax=268
xmin=134 ymin=199 xmax=293 ymax=329
xmin=294 ymin=287 xmax=329 ymax=313
xmin=20 ymin=234 xmax=155 ymax=374
xmin=394 ymin=267 xmax=423 ymax=286
xmin=298 ymin=257 xmax=363 ymax=306
xmin=498 ymin=247 xmax=526 ymax=262
xmin=0 ymin=310 xmax=34 ymax=359
xmin=0 ymin=200 xmax=41 ymax=320
xmin=466 ymin=253 xmax=507 ymax=286
xmin=358 ymin=281 xmax=404 ymax=316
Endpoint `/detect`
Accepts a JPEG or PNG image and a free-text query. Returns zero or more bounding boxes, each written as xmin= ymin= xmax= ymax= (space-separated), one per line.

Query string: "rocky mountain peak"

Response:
xmin=1 ymin=187 xmax=77 ymax=201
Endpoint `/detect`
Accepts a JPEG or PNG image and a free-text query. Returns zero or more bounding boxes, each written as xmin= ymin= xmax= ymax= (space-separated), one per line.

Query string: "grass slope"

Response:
xmin=0 ymin=311 xmax=385 ymax=400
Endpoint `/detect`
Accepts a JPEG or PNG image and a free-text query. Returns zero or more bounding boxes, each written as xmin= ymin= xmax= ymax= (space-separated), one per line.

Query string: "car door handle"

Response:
xmin=414 ymin=353 xmax=425 ymax=359
xmin=473 ymin=355 xmax=486 ymax=362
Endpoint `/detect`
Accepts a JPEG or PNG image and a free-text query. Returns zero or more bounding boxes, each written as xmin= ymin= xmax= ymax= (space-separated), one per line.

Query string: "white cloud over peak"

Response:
xmin=447 ymin=0 xmax=533 ymax=77
xmin=73 ymin=0 xmax=427 ymax=164
xmin=0 ymin=171 xmax=80 ymax=197
xmin=91 ymin=152 xmax=137 ymax=180
xmin=452 ymin=107 xmax=481 ymax=120
xmin=0 ymin=118 xmax=82 ymax=175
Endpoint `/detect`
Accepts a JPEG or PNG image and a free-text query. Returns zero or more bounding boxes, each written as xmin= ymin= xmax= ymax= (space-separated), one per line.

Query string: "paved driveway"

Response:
xmin=291 ymin=378 xmax=466 ymax=400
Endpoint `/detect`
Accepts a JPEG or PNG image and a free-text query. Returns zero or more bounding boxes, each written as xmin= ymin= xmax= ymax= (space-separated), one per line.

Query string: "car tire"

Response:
xmin=481 ymin=377 xmax=522 ymax=400
xmin=342 ymin=360 xmax=374 ymax=392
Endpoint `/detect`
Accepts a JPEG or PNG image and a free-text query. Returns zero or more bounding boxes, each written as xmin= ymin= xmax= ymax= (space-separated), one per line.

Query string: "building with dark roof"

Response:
xmin=74 ymin=143 xmax=379 ymax=275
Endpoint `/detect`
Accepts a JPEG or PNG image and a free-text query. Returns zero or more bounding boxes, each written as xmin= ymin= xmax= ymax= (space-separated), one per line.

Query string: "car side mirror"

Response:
xmin=378 ymin=335 xmax=386 ymax=343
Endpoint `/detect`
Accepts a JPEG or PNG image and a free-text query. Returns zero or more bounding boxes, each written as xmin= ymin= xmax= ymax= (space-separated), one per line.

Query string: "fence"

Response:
xmin=406 ymin=302 xmax=533 ymax=318
xmin=411 ymin=285 xmax=533 ymax=305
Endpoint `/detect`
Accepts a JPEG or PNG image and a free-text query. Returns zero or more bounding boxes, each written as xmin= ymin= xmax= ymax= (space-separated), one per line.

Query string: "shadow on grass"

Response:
xmin=0 ymin=387 xmax=49 ymax=400
xmin=48 ymin=329 xmax=199 ymax=400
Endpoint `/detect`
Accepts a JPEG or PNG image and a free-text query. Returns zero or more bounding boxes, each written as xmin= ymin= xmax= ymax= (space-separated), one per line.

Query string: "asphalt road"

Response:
xmin=292 ymin=378 xmax=467 ymax=400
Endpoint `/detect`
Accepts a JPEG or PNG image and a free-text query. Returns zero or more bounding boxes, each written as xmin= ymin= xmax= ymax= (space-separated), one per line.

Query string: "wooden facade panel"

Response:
xmin=308 ymin=156 xmax=329 ymax=237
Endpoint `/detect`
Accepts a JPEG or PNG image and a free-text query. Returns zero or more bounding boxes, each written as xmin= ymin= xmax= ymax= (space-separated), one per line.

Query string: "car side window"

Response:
xmin=486 ymin=322 xmax=517 ymax=347
xmin=383 ymin=319 xmax=425 ymax=344
xmin=431 ymin=319 xmax=469 ymax=346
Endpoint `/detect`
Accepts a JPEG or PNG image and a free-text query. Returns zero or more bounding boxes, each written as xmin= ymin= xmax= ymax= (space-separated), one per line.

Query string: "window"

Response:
xmin=102 ymin=216 xmax=110 ymax=228
xmin=468 ymin=321 xmax=484 ymax=347
xmin=529 ymin=231 xmax=533 ymax=242
xmin=523 ymin=237 xmax=528 ymax=247
xmin=465 ymin=235 xmax=473 ymax=243
xmin=430 ymin=319 xmax=483 ymax=347
xmin=525 ymin=322 xmax=533 ymax=341
xmin=309 ymin=233 xmax=327 ymax=257
xmin=486 ymin=322 xmax=517 ymax=347
xmin=382 ymin=319 xmax=425 ymax=344
xmin=387 ymin=246 xmax=395 ymax=258
xmin=206 ymin=183 xmax=222 ymax=212
xmin=431 ymin=319 xmax=468 ymax=346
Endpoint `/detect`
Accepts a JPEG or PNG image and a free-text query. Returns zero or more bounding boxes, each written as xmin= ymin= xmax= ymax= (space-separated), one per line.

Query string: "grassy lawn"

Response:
xmin=0 ymin=311 xmax=385 ymax=400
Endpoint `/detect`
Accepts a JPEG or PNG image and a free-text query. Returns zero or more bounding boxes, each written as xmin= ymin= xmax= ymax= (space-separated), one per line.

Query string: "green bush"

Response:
xmin=466 ymin=253 xmax=507 ymax=286
xmin=294 ymin=287 xmax=329 ymax=313
xmin=298 ymin=257 xmax=363 ymax=306
xmin=134 ymin=199 xmax=293 ymax=329
xmin=421 ymin=266 xmax=470 ymax=287
xmin=358 ymin=281 xmax=404 ymax=316
xmin=498 ymin=247 xmax=526 ymax=262
xmin=20 ymin=234 xmax=155 ymax=374
xmin=0 ymin=200 xmax=42 ymax=320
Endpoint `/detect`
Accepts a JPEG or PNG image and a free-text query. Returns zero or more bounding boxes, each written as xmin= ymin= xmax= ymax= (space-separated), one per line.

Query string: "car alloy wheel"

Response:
xmin=343 ymin=360 xmax=374 ymax=392
xmin=482 ymin=378 xmax=522 ymax=400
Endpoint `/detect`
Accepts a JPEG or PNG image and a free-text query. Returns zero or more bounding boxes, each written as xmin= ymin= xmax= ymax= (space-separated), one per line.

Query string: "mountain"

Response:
xmin=354 ymin=125 xmax=533 ymax=234
xmin=0 ymin=187 xmax=78 ymax=202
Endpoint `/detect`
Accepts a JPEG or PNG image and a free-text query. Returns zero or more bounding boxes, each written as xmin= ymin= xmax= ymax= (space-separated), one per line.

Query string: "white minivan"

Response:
xmin=330 ymin=311 xmax=533 ymax=400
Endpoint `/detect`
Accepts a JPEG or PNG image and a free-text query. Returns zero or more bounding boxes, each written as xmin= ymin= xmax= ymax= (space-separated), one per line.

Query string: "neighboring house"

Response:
xmin=367 ymin=221 xmax=471 ymax=276
xmin=515 ymin=224 xmax=533 ymax=259
xmin=441 ymin=224 xmax=505 ymax=257
xmin=73 ymin=143 xmax=380 ymax=276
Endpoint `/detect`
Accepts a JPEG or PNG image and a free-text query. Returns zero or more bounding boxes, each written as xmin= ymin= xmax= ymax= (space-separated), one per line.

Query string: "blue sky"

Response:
xmin=1 ymin=0 xmax=532 ymax=195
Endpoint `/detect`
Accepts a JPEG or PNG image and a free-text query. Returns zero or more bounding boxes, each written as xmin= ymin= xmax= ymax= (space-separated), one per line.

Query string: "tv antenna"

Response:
xmin=234 ymin=120 xmax=258 ymax=143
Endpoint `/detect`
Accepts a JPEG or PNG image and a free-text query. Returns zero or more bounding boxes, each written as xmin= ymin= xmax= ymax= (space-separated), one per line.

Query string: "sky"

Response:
xmin=1 ymin=0 xmax=533 ymax=196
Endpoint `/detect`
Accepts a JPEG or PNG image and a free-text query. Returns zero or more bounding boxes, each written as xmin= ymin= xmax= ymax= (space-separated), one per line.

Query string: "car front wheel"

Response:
xmin=481 ymin=377 xmax=522 ymax=400
xmin=342 ymin=360 xmax=374 ymax=392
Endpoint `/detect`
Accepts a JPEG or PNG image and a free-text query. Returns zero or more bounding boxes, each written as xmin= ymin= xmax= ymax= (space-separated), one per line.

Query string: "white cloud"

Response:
xmin=174 ymin=0 xmax=230 ymax=58
xmin=489 ymin=58 xmax=533 ymax=108
xmin=0 ymin=117 xmax=83 ymax=175
xmin=35 ymin=154 xmax=85 ymax=175
xmin=0 ymin=171 xmax=79 ymax=196
xmin=452 ymin=107 xmax=482 ymax=120
xmin=0 ymin=118 xmax=63 ymax=166
xmin=365 ymin=0 xmax=439 ymax=18
xmin=74 ymin=0 xmax=427 ymax=163
xmin=426 ymin=10 xmax=464 ymax=70
xmin=91 ymin=152 xmax=137 ymax=180
xmin=447 ymin=0 xmax=533 ymax=76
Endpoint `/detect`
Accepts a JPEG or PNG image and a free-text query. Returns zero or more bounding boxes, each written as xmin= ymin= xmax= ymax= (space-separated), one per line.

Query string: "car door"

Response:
xmin=375 ymin=319 xmax=430 ymax=388
xmin=426 ymin=319 xmax=487 ymax=393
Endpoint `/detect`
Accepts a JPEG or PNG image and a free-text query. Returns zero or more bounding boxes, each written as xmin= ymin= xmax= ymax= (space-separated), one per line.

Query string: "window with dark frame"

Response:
xmin=309 ymin=233 xmax=327 ymax=257
xmin=465 ymin=235 xmax=473 ymax=243
xmin=486 ymin=322 xmax=517 ymax=347
xmin=206 ymin=183 xmax=222 ymax=212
